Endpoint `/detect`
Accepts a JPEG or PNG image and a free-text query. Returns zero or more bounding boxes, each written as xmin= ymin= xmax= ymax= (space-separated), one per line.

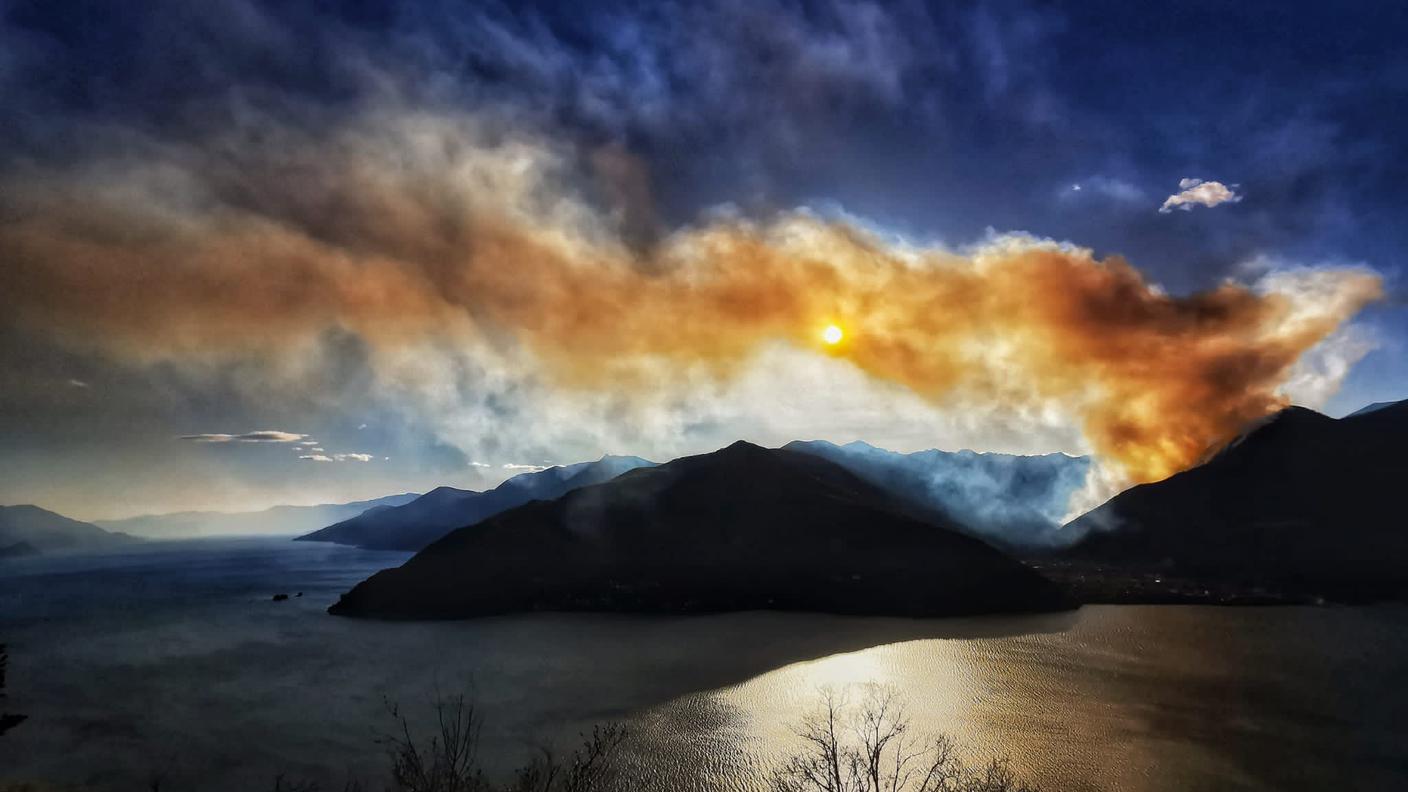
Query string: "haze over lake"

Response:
xmin=3 ymin=539 xmax=1405 ymax=791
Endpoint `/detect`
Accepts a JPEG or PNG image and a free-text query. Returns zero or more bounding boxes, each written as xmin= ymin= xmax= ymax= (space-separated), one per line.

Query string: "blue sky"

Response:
xmin=2 ymin=0 xmax=1405 ymax=517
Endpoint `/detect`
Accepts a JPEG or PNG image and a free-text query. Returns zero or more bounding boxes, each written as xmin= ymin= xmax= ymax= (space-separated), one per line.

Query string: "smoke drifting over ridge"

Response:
xmin=0 ymin=106 xmax=1382 ymax=486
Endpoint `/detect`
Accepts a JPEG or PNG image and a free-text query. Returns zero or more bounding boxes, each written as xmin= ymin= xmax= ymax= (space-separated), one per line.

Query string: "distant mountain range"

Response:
xmin=297 ymin=455 xmax=657 ymax=550
xmin=1346 ymin=400 xmax=1399 ymax=418
xmin=784 ymin=440 xmax=1090 ymax=548
xmin=1062 ymin=398 xmax=1408 ymax=599
xmin=301 ymin=443 xmax=1089 ymax=553
xmin=96 ymin=493 xmax=419 ymax=539
xmin=330 ymin=441 xmax=1066 ymax=619
xmin=0 ymin=504 xmax=136 ymax=558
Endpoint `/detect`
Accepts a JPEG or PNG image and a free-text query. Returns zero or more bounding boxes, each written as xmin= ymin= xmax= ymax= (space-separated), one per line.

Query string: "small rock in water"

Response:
xmin=272 ymin=593 xmax=289 ymax=602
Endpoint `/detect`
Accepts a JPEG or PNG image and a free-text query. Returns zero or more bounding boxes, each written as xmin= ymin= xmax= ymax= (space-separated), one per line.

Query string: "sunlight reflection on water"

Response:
xmin=623 ymin=607 xmax=1408 ymax=792
xmin=3 ymin=540 xmax=1407 ymax=792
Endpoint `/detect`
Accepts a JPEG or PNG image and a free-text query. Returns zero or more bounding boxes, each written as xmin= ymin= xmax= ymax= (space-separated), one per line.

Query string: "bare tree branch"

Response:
xmin=772 ymin=687 xmax=1040 ymax=792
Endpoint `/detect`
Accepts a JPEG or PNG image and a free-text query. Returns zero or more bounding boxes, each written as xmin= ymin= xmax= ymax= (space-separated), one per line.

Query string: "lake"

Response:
xmin=1 ymin=538 xmax=1405 ymax=791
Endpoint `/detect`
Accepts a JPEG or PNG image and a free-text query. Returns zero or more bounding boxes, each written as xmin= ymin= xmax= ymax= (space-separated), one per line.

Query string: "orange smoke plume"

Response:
xmin=459 ymin=219 xmax=1380 ymax=482
xmin=0 ymin=115 xmax=1383 ymax=483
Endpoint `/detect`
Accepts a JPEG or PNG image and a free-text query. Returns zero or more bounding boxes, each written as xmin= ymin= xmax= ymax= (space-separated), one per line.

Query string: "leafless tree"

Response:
xmin=380 ymin=693 xmax=490 ymax=792
xmin=772 ymin=687 xmax=1039 ymax=792
xmin=132 ymin=688 xmax=1036 ymax=792
xmin=963 ymin=757 xmax=1040 ymax=792
xmin=378 ymin=694 xmax=637 ymax=792
xmin=506 ymin=724 xmax=631 ymax=792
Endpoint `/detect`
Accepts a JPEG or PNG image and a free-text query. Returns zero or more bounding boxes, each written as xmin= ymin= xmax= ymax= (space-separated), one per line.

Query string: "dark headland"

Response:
xmin=329 ymin=441 xmax=1068 ymax=619
xmin=1047 ymin=399 xmax=1408 ymax=604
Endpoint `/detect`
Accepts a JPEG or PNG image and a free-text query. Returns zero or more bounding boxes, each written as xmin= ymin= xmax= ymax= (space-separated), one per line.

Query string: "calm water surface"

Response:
xmin=1 ymin=538 xmax=1405 ymax=791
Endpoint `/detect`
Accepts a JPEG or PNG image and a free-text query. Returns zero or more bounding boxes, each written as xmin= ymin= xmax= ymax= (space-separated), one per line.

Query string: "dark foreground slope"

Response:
xmin=298 ymin=455 xmax=655 ymax=550
xmin=0 ymin=504 xmax=135 ymax=557
xmin=1061 ymin=400 xmax=1408 ymax=600
xmin=331 ymin=442 xmax=1066 ymax=619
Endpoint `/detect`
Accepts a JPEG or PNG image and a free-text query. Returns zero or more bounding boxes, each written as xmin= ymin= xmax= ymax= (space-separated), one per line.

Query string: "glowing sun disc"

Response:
xmin=822 ymin=324 xmax=844 ymax=345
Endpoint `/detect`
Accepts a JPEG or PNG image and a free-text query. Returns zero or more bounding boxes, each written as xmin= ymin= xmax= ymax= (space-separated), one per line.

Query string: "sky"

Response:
xmin=2 ymin=0 xmax=1406 ymax=520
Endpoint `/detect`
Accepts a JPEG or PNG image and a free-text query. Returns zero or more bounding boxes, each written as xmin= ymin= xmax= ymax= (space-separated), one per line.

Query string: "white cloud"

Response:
xmin=181 ymin=430 xmax=307 ymax=443
xmin=468 ymin=461 xmax=492 ymax=468
xmin=298 ymin=452 xmax=374 ymax=462
xmin=1254 ymin=264 xmax=1381 ymax=409
xmin=1158 ymin=177 xmax=1242 ymax=213
xmin=67 ymin=378 xmax=90 ymax=388
xmin=1278 ymin=325 xmax=1376 ymax=409
xmin=502 ymin=463 xmax=549 ymax=472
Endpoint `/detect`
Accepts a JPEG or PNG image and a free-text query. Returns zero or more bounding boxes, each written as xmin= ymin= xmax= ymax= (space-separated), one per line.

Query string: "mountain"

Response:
xmin=1347 ymin=400 xmax=1398 ymax=418
xmin=784 ymin=440 xmax=1090 ymax=549
xmin=96 ymin=493 xmax=419 ymax=539
xmin=329 ymin=441 xmax=1067 ymax=620
xmin=297 ymin=455 xmax=656 ymax=550
xmin=0 ymin=505 xmax=137 ymax=557
xmin=1061 ymin=400 xmax=1408 ymax=599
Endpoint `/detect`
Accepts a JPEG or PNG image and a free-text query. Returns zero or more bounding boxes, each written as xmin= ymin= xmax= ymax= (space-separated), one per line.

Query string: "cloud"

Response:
xmin=502 ymin=463 xmax=549 ymax=472
xmin=1 ymin=0 xmax=1401 ymax=524
xmin=469 ymin=462 xmax=491 ymax=468
xmin=298 ymin=452 xmax=374 ymax=462
xmin=0 ymin=96 xmax=1381 ymax=490
xmin=1159 ymin=178 xmax=1243 ymax=213
xmin=1065 ymin=176 xmax=1145 ymax=204
xmin=180 ymin=430 xmax=307 ymax=443
xmin=67 ymin=378 xmax=89 ymax=388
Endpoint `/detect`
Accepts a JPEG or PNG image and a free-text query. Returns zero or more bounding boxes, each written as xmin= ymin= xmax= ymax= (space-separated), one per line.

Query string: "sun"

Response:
xmin=821 ymin=324 xmax=844 ymax=345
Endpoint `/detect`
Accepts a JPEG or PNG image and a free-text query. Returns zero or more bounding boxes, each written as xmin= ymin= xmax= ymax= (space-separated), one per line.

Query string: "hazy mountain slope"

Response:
xmin=1062 ymin=400 xmax=1408 ymax=597
xmin=784 ymin=440 xmax=1090 ymax=548
xmin=330 ymin=441 xmax=1066 ymax=619
xmin=96 ymin=493 xmax=419 ymax=539
xmin=294 ymin=485 xmax=479 ymax=549
xmin=1346 ymin=400 xmax=1398 ymax=418
xmin=298 ymin=455 xmax=656 ymax=550
xmin=0 ymin=505 xmax=136 ymax=556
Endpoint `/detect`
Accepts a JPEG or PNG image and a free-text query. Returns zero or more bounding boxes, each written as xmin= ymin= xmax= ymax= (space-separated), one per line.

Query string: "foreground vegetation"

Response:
xmin=2 ymin=681 xmax=1041 ymax=792
xmin=772 ymin=688 xmax=1039 ymax=792
xmin=271 ymin=687 xmax=1040 ymax=792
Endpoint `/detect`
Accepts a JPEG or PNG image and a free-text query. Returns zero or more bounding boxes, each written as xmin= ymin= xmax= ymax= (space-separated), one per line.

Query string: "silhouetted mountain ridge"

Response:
xmin=298 ymin=455 xmax=656 ymax=550
xmin=330 ymin=441 xmax=1067 ymax=619
xmin=1062 ymin=399 xmax=1408 ymax=599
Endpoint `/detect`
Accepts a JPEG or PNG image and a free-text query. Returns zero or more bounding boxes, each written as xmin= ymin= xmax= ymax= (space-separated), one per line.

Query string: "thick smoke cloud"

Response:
xmin=0 ymin=104 xmax=1381 ymax=488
